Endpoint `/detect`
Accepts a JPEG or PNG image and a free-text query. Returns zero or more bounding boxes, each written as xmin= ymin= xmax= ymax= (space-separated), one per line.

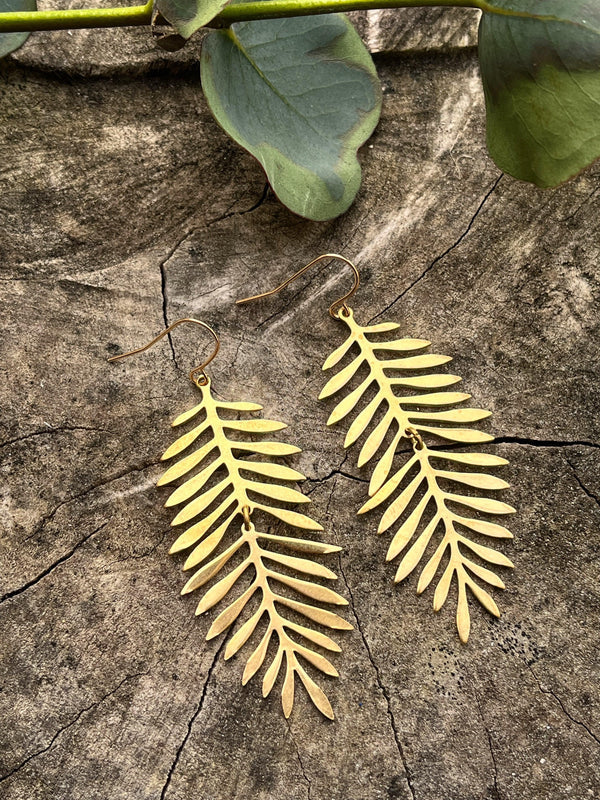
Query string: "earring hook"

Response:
xmin=236 ymin=253 xmax=360 ymax=319
xmin=107 ymin=318 xmax=220 ymax=386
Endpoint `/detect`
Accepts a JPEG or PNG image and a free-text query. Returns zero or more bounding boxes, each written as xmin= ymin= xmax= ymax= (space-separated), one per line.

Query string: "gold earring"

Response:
xmin=238 ymin=255 xmax=516 ymax=644
xmin=108 ymin=318 xmax=351 ymax=719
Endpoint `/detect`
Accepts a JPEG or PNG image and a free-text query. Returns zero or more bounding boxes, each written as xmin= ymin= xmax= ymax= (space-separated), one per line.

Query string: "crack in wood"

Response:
xmin=159 ymin=639 xmax=225 ymax=800
xmin=527 ymin=664 xmax=600 ymax=748
xmin=0 ymin=522 xmax=108 ymax=604
xmin=495 ymin=436 xmax=600 ymax=450
xmin=206 ymin=181 xmax=270 ymax=228
xmin=0 ymin=672 xmax=147 ymax=783
xmin=368 ymin=173 xmax=504 ymax=324
xmin=337 ymin=554 xmax=417 ymax=800
xmin=0 ymin=425 xmax=108 ymax=449
xmin=22 ymin=460 xmax=160 ymax=545
xmin=285 ymin=719 xmax=313 ymax=800
xmin=566 ymin=457 xmax=600 ymax=511
xmin=473 ymin=685 xmax=504 ymax=800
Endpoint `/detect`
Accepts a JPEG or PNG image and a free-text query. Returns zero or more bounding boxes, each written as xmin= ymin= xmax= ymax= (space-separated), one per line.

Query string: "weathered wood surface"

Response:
xmin=1 ymin=11 xmax=599 ymax=800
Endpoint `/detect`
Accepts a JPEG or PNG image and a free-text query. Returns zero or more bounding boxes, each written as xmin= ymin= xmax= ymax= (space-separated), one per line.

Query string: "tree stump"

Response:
xmin=1 ymin=9 xmax=599 ymax=800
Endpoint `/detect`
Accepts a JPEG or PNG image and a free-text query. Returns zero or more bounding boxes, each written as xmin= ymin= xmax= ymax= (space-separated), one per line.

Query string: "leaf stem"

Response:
xmin=0 ymin=0 xmax=479 ymax=34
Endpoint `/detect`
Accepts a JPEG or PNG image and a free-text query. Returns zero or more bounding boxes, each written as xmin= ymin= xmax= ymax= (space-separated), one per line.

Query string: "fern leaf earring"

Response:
xmin=237 ymin=255 xmax=516 ymax=644
xmin=108 ymin=317 xmax=351 ymax=718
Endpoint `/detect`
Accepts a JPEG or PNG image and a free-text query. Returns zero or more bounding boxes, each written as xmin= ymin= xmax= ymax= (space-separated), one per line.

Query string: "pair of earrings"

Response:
xmin=109 ymin=254 xmax=515 ymax=720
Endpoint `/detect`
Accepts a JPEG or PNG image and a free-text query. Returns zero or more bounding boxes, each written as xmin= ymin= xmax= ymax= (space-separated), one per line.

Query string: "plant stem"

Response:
xmin=0 ymin=0 xmax=479 ymax=34
xmin=217 ymin=0 xmax=478 ymax=24
xmin=0 ymin=0 xmax=153 ymax=32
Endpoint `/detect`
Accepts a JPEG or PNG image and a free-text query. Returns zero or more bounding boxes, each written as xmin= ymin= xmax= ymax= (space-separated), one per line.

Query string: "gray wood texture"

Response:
xmin=1 ymin=9 xmax=599 ymax=800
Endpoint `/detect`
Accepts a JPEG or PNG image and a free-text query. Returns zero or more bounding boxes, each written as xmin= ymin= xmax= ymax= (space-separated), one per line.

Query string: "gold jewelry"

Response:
xmin=109 ymin=318 xmax=351 ymax=718
xmin=238 ymin=255 xmax=515 ymax=643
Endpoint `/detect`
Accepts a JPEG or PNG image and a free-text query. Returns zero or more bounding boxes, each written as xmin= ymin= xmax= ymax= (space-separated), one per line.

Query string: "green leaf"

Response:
xmin=0 ymin=0 xmax=36 ymax=58
xmin=479 ymin=0 xmax=600 ymax=187
xmin=200 ymin=14 xmax=381 ymax=221
xmin=156 ymin=0 xmax=230 ymax=39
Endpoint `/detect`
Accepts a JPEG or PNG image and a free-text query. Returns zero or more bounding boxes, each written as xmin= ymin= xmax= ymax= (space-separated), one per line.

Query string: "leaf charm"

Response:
xmin=321 ymin=308 xmax=515 ymax=642
xmin=159 ymin=377 xmax=351 ymax=718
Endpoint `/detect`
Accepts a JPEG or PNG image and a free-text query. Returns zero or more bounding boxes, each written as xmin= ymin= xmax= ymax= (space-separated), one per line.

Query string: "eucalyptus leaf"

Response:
xmin=0 ymin=0 xmax=36 ymax=58
xmin=155 ymin=0 xmax=230 ymax=39
xmin=201 ymin=15 xmax=381 ymax=221
xmin=479 ymin=0 xmax=600 ymax=187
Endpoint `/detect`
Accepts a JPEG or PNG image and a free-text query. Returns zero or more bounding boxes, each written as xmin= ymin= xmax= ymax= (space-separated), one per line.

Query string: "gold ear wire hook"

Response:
xmin=107 ymin=318 xmax=220 ymax=387
xmin=236 ymin=253 xmax=360 ymax=319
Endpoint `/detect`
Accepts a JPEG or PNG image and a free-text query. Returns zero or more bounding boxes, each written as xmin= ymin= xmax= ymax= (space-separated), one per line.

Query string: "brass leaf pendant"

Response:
xmin=158 ymin=377 xmax=351 ymax=719
xmin=320 ymin=308 xmax=515 ymax=643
